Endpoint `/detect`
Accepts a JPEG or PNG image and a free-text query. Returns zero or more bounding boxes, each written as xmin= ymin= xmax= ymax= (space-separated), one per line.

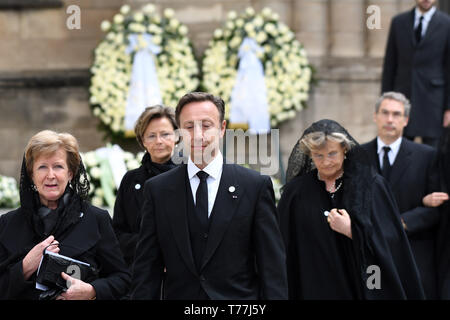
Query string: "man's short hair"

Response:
xmin=175 ymin=92 xmax=225 ymax=125
xmin=375 ymin=92 xmax=411 ymax=117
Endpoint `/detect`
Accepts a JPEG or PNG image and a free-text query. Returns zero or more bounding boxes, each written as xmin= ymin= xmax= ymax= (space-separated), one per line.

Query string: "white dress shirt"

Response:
xmin=414 ymin=6 xmax=436 ymax=38
xmin=187 ymin=151 xmax=223 ymax=218
xmin=377 ymin=136 xmax=402 ymax=169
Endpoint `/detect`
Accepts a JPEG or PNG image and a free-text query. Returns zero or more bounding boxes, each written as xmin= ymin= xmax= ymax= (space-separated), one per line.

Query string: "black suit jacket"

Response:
xmin=130 ymin=163 xmax=288 ymax=300
xmin=0 ymin=204 xmax=131 ymax=300
xmin=382 ymin=8 xmax=450 ymax=138
xmin=113 ymin=165 xmax=155 ymax=267
xmin=362 ymin=138 xmax=440 ymax=298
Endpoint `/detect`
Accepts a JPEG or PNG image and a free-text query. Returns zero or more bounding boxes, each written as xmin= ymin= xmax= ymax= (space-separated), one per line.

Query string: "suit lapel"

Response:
xmin=165 ymin=165 xmax=198 ymax=276
xmin=200 ymin=164 xmax=242 ymax=270
xmin=389 ymin=139 xmax=413 ymax=187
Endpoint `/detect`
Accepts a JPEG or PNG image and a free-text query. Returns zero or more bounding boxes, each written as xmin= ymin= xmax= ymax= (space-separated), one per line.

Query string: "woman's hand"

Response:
xmin=56 ymin=272 xmax=96 ymax=300
xmin=422 ymin=192 xmax=449 ymax=207
xmin=22 ymin=235 xmax=59 ymax=280
xmin=327 ymin=209 xmax=352 ymax=239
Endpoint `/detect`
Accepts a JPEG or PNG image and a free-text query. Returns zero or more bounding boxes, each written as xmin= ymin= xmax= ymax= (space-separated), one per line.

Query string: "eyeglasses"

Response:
xmin=311 ymin=151 xmax=340 ymax=162
xmin=144 ymin=132 xmax=175 ymax=143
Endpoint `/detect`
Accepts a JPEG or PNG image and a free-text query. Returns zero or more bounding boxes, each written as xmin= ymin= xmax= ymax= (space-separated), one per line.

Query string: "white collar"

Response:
xmin=415 ymin=6 xmax=436 ymax=22
xmin=377 ymin=136 xmax=402 ymax=155
xmin=187 ymin=150 xmax=223 ymax=180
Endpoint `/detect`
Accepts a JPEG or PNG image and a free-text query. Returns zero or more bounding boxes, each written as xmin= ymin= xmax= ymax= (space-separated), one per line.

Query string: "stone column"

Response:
xmin=366 ymin=0 xmax=398 ymax=57
xmin=330 ymin=0 xmax=365 ymax=57
xmin=293 ymin=0 xmax=329 ymax=57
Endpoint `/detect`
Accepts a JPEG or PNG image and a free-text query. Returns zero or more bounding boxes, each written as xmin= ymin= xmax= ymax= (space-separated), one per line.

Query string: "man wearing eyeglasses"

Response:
xmin=362 ymin=91 xmax=449 ymax=299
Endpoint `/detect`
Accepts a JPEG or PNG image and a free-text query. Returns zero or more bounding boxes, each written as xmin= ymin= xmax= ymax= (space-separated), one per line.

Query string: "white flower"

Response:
xmin=245 ymin=7 xmax=255 ymax=16
xmin=113 ymin=14 xmax=124 ymax=25
xmin=91 ymin=196 xmax=104 ymax=207
xmin=164 ymin=8 xmax=175 ymax=19
xmin=120 ymin=5 xmax=130 ymax=15
xmin=90 ymin=167 xmax=101 ymax=179
xmin=214 ymin=29 xmax=223 ymax=39
xmin=227 ymin=11 xmax=237 ymax=20
xmin=142 ymin=4 xmax=155 ymax=14
xmin=100 ymin=20 xmax=111 ymax=32
xmin=134 ymin=12 xmax=145 ymax=22
xmin=179 ymin=25 xmax=188 ymax=35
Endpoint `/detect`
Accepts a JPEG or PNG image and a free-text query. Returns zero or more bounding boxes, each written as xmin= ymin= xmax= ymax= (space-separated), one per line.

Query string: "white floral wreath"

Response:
xmin=0 ymin=175 xmax=20 ymax=208
xmin=90 ymin=4 xmax=200 ymax=137
xmin=202 ymin=7 xmax=312 ymax=128
xmin=81 ymin=144 xmax=144 ymax=208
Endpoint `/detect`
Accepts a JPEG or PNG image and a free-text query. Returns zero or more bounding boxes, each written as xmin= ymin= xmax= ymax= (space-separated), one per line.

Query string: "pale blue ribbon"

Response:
xmin=125 ymin=33 xmax=163 ymax=131
xmin=230 ymin=37 xmax=270 ymax=134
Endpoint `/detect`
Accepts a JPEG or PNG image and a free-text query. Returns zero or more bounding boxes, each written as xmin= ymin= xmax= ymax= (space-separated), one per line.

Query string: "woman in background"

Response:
xmin=113 ymin=105 xmax=177 ymax=268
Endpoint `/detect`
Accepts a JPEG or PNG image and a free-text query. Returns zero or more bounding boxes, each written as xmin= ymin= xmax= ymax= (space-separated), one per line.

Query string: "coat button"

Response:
xmin=200 ymin=276 xmax=206 ymax=281
xmin=203 ymin=233 xmax=208 ymax=239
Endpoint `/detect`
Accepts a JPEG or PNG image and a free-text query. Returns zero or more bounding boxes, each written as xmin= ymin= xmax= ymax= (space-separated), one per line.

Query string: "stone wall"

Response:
xmin=0 ymin=0 xmax=442 ymax=181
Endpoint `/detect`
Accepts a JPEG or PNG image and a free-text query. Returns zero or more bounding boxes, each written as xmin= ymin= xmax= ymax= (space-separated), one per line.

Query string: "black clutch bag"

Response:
xmin=36 ymin=248 xmax=99 ymax=300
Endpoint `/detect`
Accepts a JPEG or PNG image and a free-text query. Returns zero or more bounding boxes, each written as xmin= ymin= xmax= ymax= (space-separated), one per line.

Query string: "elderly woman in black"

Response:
xmin=113 ymin=105 xmax=177 ymax=268
xmin=0 ymin=130 xmax=130 ymax=299
xmin=278 ymin=119 xmax=425 ymax=299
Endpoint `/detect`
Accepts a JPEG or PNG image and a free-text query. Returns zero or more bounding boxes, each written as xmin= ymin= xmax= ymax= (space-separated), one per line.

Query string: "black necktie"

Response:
xmin=415 ymin=16 xmax=423 ymax=43
xmin=381 ymin=146 xmax=391 ymax=181
xmin=195 ymin=171 xmax=209 ymax=226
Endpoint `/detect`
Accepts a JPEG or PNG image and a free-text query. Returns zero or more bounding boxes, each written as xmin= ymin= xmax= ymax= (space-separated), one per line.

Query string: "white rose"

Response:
xmin=100 ymin=20 xmax=111 ymax=32
xmin=134 ymin=12 xmax=145 ymax=22
xmin=262 ymin=7 xmax=273 ymax=17
xmin=152 ymin=35 xmax=162 ymax=45
xmin=179 ymin=25 xmax=188 ymax=35
xmin=254 ymin=16 xmax=264 ymax=28
xmin=214 ymin=29 xmax=223 ymax=39
xmin=113 ymin=14 xmax=124 ymax=25
xmin=245 ymin=7 xmax=255 ymax=16
xmin=120 ymin=5 xmax=130 ymax=15
xmin=164 ymin=8 xmax=175 ymax=19
xmin=227 ymin=11 xmax=237 ymax=20
xmin=90 ymin=167 xmax=102 ymax=179
xmin=142 ymin=4 xmax=155 ymax=14
xmin=236 ymin=19 xmax=244 ymax=28
xmin=92 ymin=196 xmax=104 ymax=207
xmin=256 ymin=32 xmax=267 ymax=44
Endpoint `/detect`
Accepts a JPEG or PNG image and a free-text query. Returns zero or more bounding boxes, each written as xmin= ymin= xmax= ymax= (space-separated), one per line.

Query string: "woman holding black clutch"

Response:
xmin=0 ymin=130 xmax=130 ymax=299
xmin=113 ymin=105 xmax=177 ymax=268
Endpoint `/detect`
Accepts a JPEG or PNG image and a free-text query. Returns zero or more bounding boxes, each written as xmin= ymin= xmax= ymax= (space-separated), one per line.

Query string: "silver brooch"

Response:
xmin=324 ymin=211 xmax=330 ymax=217
xmin=135 ymin=184 xmax=141 ymax=190
xmin=228 ymin=186 xmax=235 ymax=193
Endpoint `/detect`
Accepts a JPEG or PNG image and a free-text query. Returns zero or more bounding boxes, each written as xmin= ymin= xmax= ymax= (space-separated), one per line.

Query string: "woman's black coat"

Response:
xmin=0 ymin=203 xmax=131 ymax=300
xmin=113 ymin=165 xmax=157 ymax=267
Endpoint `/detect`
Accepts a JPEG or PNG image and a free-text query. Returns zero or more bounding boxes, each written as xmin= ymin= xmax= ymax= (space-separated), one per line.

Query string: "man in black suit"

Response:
xmin=381 ymin=0 xmax=450 ymax=147
xmin=130 ymin=92 xmax=288 ymax=300
xmin=362 ymin=91 xmax=449 ymax=299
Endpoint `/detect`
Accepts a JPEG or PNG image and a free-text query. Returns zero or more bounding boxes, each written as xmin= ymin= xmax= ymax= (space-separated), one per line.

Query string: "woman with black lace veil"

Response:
xmin=113 ymin=105 xmax=177 ymax=268
xmin=277 ymin=119 xmax=425 ymax=299
xmin=0 ymin=130 xmax=130 ymax=299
